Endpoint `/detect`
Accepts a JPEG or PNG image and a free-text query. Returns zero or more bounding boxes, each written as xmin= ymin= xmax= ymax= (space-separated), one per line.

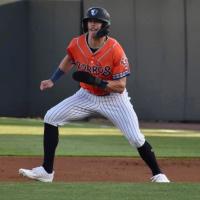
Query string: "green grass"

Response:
xmin=0 ymin=134 xmax=200 ymax=157
xmin=0 ymin=182 xmax=200 ymax=200
xmin=0 ymin=117 xmax=200 ymax=157
xmin=1 ymin=117 xmax=200 ymax=137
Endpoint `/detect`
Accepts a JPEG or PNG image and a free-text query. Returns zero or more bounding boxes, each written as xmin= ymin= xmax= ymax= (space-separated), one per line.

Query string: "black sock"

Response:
xmin=137 ymin=141 xmax=161 ymax=176
xmin=42 ymin=123 xmax=59 ymax=173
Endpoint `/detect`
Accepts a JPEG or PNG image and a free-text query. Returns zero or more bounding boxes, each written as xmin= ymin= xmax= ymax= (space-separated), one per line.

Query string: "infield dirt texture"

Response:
xmin=0 ymin=156 xmax=200 ymax=182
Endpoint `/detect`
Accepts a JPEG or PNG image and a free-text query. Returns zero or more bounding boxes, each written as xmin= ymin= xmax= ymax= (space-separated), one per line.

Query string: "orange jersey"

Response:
xmin=67 ymin=34 xmax=130 ymax=95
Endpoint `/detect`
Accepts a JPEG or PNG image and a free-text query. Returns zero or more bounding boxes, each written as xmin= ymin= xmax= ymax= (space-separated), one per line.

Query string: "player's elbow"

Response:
xmin=117 ymin=78 xmax=126 ymax=93
xmin=109 ymin=82 xmax=126 ymax=93
xmin=117 ymin=84 xmax=126 ymax=93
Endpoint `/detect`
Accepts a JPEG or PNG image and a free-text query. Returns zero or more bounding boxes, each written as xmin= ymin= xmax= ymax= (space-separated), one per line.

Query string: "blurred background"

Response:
xmin=0 ymin=0 xmax=199 ymax=122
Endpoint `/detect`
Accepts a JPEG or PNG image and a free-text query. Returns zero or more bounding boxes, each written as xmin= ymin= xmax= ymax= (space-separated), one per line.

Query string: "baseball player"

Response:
xmin=19 ymin=7 xmax=170 ymax=183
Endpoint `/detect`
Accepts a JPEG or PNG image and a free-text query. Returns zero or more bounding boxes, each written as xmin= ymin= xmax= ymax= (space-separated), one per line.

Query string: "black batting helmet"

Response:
xmin=82 ymin=7 xmax=111 ymax=38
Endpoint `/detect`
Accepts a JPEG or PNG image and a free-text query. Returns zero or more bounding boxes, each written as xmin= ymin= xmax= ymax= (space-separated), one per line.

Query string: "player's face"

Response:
xmin=87 ymin=19 xmax=103 ymax=38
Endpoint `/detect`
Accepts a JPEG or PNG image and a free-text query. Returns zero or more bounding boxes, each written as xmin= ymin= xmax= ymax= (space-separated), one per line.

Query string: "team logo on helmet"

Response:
xmin=90 ymin=9 xmax=98 ymax=16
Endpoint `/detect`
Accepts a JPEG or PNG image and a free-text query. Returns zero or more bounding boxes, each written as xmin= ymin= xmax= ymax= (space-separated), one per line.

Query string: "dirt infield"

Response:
xmin=0 ymin=156 xmax=200 ymax=182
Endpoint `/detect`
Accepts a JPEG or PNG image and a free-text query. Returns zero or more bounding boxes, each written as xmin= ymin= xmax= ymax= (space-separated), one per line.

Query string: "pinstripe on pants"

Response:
xmin=44 ymin=88 xmax=145 ymax=148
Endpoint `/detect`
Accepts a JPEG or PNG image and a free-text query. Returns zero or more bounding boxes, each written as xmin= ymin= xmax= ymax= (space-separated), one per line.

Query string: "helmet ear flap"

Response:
xmin=95 ymin=23 xmax=110 ymax=38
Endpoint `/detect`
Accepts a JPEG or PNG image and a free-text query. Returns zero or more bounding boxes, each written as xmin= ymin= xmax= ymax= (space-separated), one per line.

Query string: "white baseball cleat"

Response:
xmin=19 ymin=166 xmax=54 ymax=182
xmin=151 ymin=173 xmax=170 ymax=183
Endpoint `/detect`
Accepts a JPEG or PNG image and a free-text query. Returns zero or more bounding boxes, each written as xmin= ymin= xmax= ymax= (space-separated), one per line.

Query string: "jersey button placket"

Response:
xmin=90 ymin=55 xmax=96 ymax=66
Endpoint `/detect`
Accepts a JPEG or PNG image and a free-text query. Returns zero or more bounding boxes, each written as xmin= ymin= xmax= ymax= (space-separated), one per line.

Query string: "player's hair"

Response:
xmin=82 ymin=7 xmax=111 ymax=38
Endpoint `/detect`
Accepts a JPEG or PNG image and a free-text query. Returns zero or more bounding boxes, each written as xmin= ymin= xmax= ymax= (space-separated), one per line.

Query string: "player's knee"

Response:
xmin=44 ymin=109 xmax=55 ymax=126
xmin=129 ymin=137 xmax=145 ymax=148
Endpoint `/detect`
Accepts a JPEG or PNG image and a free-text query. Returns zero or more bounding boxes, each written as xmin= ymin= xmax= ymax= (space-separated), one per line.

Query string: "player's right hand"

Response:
xmin=40 ymin=79 xmax=54 ymax=91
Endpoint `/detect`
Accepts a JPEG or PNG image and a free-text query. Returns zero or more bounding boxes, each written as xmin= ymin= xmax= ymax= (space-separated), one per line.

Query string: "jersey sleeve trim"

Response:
xmin=112 ymin=71 xmax=130 ymax=80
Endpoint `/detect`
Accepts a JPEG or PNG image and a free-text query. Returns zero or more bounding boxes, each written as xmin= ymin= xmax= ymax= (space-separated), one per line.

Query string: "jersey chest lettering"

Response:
xmin=75 ymin=61 xmax=111 ymax=77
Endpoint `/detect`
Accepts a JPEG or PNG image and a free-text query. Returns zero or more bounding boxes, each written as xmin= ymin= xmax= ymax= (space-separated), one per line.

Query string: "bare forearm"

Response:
xmin=106 ymin=77 xmax=126 ymax=93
